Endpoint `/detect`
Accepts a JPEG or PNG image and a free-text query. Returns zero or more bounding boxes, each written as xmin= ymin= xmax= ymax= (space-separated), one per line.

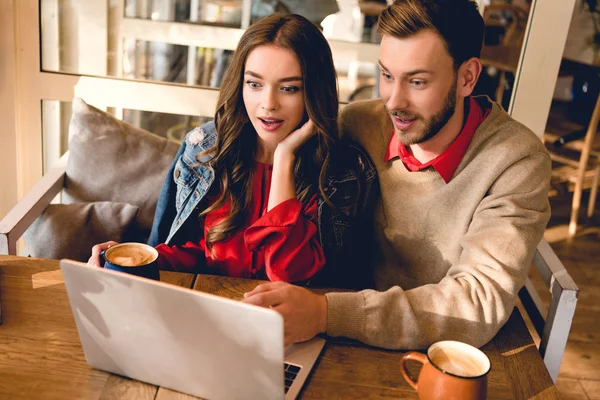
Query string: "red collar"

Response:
xmin=384 ymin=96 xmax=490 ymax=183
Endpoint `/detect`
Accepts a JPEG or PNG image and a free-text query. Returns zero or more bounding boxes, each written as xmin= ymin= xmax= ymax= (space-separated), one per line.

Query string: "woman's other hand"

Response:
xmin=87 ymin=241 xmax=120 ymax=267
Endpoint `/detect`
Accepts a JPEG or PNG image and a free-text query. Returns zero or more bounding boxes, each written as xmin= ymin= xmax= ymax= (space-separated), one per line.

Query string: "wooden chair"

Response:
xmin=519 ymin=239 xmax=579 ymax=383
xmin=0 ymin=154 xmax=68 ymax=256
xmin=482 ymin=3 xmax=529 ymax=103
xmin=546 ymin=93 xmax=600 ymax=237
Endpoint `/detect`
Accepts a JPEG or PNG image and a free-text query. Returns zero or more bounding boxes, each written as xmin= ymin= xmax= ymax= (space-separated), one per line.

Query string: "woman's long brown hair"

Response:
xmin=199 ymin=13 xmax=338 ymax=248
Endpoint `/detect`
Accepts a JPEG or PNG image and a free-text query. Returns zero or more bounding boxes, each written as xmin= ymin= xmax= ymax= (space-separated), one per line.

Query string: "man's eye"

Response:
xmin=411 ymin=80 xmax=426 ymax=87
xmin=381 ymin=72 xmax=393 ymax=81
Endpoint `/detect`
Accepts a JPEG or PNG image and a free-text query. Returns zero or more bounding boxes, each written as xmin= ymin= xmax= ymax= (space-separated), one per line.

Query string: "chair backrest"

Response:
xmin=483 ymin=3 xmax=528 ymax=47
xmin=518 ymin=238 xmax=579 ymax=382
xmin=545 ymin=93 xmax=600 ymax=236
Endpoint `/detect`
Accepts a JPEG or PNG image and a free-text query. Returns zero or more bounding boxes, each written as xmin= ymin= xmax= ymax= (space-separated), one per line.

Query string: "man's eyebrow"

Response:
xmin=378 ymin=60 xmax=390 ymax=72
xmin=244 ymin=71 xmax=303 ymax=82
xmin=404 ymin=69 xmax=434 ymax=76
xmin=377 ymin=61 xmax=433 ymax=77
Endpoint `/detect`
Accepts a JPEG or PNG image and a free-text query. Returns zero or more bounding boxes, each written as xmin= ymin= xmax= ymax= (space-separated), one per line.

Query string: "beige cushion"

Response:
xmin=64 ymin=98 xmax=180 ymax=236
xmin=22 ymin=202 xmax=139 ymax=261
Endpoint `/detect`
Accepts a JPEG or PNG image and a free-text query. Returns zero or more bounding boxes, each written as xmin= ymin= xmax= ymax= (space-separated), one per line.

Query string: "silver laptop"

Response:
xmin=60 ymin=259 xmax=325 ymax=400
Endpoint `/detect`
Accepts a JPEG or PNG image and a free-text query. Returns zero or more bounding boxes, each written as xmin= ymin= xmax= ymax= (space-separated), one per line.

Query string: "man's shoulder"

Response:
xmin=340 ymin=98 xmax=387 ymax=123
xmin=339 ymin=99 xmax=390 ymax=147
xmin=472 ymin=98 xmax=548 ymax=157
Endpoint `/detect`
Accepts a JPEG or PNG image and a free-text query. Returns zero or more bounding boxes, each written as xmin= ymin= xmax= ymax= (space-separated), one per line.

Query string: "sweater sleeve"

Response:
xmin=244 ymin=196 xmax=325 ymax=283
xmin=325 ymin=150 xmax=552 ymax=349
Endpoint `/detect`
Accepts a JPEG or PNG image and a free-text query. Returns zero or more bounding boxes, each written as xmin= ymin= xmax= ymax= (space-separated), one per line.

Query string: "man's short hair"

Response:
xmin=377 ymin=0 xmax=484 ymax=68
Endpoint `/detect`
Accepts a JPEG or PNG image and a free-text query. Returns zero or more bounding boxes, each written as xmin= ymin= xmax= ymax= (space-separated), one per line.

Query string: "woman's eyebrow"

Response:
xmin=245 ymin=71 xmax=302 ymax=83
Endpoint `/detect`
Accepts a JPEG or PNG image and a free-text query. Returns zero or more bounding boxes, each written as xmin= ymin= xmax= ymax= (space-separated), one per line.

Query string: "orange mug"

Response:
xmin=400 ymin=340 xmax=491 ymax=400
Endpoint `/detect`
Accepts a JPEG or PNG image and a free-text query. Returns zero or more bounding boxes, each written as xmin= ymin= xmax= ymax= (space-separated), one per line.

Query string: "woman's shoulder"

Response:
xmin=177 ymin=121 xmax=218 ymax=164
xmin=182 ymin=121 xmax=217 ymax=149
xmin=329 ymin=140 xmax=377 ymax=183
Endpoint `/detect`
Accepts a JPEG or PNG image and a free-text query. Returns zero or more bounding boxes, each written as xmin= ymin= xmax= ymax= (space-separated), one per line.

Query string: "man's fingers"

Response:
xmin=284 ymin=334 xmax=293 ymax=348
xmin=243 ymin=281 xmax=287 ymax=298
xmin=242 ymin=289 xmax=284 ymax=308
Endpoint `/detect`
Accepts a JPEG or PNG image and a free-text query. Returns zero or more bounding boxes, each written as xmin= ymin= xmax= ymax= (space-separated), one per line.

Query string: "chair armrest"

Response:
xmin=533 ymin=239 xmax=578 ymax=292
xmin=0 ymin=153 xmax=68 ymax=255
xmin=518 ymin=238 xmax=579 ymax=382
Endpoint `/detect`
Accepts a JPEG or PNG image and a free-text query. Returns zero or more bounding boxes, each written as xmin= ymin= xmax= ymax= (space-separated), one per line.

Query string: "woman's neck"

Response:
xmin=255 ymin=138 xmax=276 ymax=164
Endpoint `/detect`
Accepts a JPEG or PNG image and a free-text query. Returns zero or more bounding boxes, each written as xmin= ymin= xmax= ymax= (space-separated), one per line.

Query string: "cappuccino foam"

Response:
xmin=429 ymin=344 xmax=489 ymax=378
xmin=107 ymin=244 xmax=156 ymax=267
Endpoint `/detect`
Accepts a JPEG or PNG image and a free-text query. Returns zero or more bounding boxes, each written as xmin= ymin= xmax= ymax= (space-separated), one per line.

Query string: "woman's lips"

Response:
xmin=392 ymin=116 xmax=416 ymax=130
xmin=259 ymin=117 xmax=284 ymax=132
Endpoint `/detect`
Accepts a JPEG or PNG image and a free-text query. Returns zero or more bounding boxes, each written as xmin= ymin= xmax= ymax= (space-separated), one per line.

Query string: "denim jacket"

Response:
xmin=148 ymin=121 xmax=377 ymax=288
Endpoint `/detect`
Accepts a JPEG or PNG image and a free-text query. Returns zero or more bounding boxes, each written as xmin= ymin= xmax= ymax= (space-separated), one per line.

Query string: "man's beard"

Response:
xmin=388 ymin=80 xmax=458 ymax=146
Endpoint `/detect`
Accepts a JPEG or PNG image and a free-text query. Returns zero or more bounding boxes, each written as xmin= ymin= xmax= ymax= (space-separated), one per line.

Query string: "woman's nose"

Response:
xmin=261 ymin=89 xmax=278 ymax=111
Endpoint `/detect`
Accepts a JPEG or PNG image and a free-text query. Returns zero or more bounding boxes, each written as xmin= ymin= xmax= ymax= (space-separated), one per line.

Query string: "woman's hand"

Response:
xmin=268 ymin=120 xmax=315 ymax=211
xmin=87 ymin=241 xmax=120 ymax=267
xmin=274 ymin=119 xmax=316 ymax=161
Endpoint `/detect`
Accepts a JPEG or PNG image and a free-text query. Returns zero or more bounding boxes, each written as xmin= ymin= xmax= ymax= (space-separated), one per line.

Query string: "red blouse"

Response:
xmin=155 ymin=162 xmax=325 ymax=282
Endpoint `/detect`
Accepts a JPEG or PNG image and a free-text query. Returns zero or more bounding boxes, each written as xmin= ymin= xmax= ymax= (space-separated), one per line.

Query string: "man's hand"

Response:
xmin=87 ymin=241 xmax=120 ymax=267
xmin=242 ymin=281 xmax=327 ymax=347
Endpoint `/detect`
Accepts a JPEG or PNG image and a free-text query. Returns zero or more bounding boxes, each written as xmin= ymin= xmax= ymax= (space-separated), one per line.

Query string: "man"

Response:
xmin=243 ymin=0 xmax=551 ymax=349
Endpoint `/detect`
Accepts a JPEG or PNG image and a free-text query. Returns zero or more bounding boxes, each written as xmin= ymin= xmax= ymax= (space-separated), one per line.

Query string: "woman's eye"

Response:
xmin=246 ymin=80 xmax=260 ymax=89
xmin=281 ymin=86 xmax=300 ymax=93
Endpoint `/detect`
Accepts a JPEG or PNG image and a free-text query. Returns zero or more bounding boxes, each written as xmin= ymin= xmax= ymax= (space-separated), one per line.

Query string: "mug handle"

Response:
xmin=99 ymin=250 xmax=106 ymax=267
xmin=400 ymin=351 xmax=429 ymax=390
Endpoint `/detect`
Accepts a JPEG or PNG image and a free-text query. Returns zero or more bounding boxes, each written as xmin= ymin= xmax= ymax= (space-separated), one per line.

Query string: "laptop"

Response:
xmin=60 ymin=259 xmax=325 ymax=400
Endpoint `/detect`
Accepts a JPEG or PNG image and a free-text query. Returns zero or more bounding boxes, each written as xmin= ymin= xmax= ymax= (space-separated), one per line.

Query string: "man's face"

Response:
xmin=379 ymin=30 xmax=459 ymax=146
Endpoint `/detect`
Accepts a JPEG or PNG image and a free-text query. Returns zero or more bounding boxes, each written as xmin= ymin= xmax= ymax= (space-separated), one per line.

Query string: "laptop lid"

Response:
xmin=60 ymin=259 xmax=285 ymax=400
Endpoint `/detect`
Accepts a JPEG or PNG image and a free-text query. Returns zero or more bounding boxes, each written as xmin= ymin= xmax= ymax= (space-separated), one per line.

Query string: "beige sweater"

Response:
xmin=326 ymin=96 xmax=551 ymax=349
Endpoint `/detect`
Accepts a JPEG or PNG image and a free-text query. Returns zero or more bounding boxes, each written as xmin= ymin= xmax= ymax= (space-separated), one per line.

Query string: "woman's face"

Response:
xmin=243 ymin=45 xmax=306 ymax=158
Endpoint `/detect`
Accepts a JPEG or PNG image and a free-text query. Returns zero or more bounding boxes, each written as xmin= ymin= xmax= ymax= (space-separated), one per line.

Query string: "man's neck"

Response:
xmin=409 ymin=98 xmax=467 ymax=164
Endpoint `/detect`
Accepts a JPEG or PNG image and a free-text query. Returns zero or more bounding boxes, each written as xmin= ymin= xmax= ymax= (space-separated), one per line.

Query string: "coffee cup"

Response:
xmin=400 ymin=340 xmax=491 ymax=400
xmin=100 ymin=242 xmax=160 ymax=280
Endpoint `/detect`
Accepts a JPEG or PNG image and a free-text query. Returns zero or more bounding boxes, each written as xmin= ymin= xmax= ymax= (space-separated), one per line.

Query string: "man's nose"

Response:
xmin=387 ymin=84 xmax=409 ymax=111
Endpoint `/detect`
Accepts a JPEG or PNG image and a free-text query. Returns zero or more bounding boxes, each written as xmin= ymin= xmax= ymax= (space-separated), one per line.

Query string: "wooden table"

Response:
xmin=0 ymin=255 xmax=560 ymax=399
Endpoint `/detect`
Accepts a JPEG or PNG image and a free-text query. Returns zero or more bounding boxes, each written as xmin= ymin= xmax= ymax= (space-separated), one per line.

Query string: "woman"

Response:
xmin=90 ymin=13 xmax=376 ymax=288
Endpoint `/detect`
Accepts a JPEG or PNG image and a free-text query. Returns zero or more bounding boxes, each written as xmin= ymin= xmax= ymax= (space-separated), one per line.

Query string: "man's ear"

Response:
xmin=457 ymin=57 xmax=483 ymax=97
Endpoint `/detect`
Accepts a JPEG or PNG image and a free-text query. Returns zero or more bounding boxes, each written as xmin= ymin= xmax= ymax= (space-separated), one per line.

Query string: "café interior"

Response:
xmin=0 ymin=0 xmax=599 ymax=398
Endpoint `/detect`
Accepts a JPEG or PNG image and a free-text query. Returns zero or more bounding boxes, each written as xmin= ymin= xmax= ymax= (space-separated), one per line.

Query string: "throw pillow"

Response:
xmin=64 ymin=98 xmax=180 ymax=236
xmin=22 ymin=201 xmax=139 ymax=262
